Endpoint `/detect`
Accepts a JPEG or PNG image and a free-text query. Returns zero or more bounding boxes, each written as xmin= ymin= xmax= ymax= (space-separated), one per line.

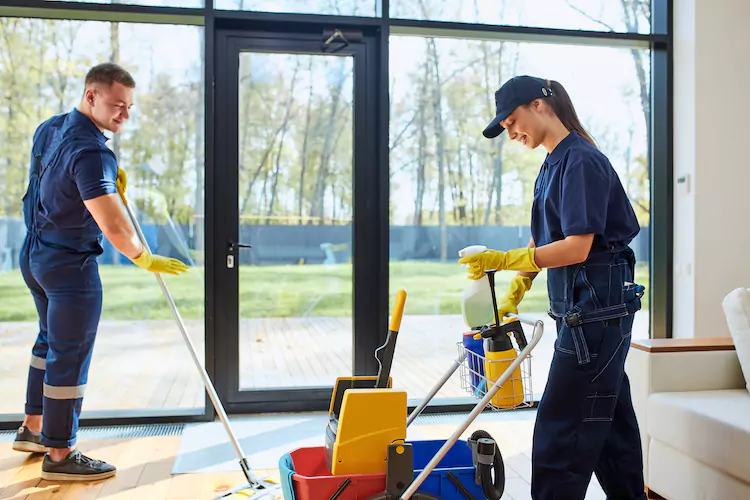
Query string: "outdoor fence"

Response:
xmin=0 ymin=216 xmax=650 ymax=270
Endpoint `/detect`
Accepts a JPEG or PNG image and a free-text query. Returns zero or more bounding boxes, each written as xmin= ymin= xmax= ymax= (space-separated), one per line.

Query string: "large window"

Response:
xmin=391 ymin=0 xmax=650 ymax=33
xmin=0 ymin=0 xmax=668 ymax=421
xmin=388 ymin=34 xmax=651 ymax=402
xmin=0 ymin=17 xmax=205 ymax=419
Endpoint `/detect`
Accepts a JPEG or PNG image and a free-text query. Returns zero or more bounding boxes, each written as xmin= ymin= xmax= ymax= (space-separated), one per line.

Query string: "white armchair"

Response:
xmin=626 ymin=333 xmax=750 ymax=498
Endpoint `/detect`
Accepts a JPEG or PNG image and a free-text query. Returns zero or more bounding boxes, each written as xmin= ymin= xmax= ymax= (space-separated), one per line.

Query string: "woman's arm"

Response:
xmin=518 ymin=236 xmax=539 ymax=281
xmin=533 ymin=234 xmax=594 ymax=269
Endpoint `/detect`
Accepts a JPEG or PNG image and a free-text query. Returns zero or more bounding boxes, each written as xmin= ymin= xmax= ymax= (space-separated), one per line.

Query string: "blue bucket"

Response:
xmin=410 ymin=439 xmax=485 ymax=500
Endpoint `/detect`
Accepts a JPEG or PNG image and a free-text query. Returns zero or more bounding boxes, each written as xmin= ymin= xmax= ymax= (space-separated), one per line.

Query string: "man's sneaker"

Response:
xmin=41 ymin=450 xmax=116 ymax=482
xmin=12 ymin=426 xmax=47 ymax=453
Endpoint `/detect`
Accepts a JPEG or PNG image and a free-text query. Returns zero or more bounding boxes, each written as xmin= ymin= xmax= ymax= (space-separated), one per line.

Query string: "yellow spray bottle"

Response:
xmin=475 ymin=268 xmax=525 ymax=409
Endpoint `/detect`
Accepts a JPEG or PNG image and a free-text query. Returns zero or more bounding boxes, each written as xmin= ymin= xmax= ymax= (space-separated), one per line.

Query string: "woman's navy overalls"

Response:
xmin=530 ymin=131 xmax=647 ymax=500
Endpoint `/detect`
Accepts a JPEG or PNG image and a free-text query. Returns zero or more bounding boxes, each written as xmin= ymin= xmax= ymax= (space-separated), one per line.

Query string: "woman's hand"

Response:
xmin=458 ymin=247 xmax=541 ymax=279
xmin=497 ymin=275 xmax=533 ymax=317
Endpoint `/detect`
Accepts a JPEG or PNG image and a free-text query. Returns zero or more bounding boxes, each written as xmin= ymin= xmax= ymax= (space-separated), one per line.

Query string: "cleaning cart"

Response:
xmin=280 ymin=269 xmax=545 ymax=500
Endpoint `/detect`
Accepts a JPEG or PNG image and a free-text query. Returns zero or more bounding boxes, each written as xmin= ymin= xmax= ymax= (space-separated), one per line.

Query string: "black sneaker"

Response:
xmin=41 ymin=449 xmax=116 ymax=482
xmin=12 ymin=426 xmax=47 ymax=453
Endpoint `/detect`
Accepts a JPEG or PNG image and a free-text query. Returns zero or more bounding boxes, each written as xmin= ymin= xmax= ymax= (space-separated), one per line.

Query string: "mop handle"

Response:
xmin=375 ymin=290 xmax=407 ymax=389
xmin=118 ymin=189 xmax=255 ymax=483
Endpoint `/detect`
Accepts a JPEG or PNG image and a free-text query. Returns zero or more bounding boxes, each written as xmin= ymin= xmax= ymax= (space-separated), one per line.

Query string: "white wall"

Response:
xmin=673 ymin=0 xmax=750 ymax=337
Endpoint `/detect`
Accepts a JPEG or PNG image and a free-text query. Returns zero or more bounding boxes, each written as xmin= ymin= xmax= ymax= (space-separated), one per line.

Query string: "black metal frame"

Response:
xmin=0 ymin=0 xmax=673 ymax=428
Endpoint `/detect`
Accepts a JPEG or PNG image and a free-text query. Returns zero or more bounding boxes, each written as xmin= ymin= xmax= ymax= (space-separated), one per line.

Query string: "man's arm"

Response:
xmin=84 ymin=193 xmax=143 ymax=259
xmin=73 ymin=149 xmax=143 ymax=260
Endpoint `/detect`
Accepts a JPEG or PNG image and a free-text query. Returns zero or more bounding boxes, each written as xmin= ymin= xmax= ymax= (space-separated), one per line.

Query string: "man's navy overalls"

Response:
xmin=530 ymin=131 xmax=647 ymax=500
xmin=20 ymin=109 xmax=118 ymax=448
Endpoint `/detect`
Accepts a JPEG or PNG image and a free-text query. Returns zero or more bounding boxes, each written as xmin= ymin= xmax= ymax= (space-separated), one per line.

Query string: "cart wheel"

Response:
xmin=364 ymin=493 xmax=442 ymax=500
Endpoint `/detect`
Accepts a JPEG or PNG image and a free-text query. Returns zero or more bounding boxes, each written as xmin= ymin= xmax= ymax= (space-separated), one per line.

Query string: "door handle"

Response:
xmin=227 ymin=241 xmax=252 ymax=269
xmin=228 ymin=241 xmax=252 ymax=253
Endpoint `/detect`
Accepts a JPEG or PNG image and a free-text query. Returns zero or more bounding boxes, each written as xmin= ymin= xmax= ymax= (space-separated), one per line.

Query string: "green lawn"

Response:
xmin=0 ymin=262 xmax=650 ymax=321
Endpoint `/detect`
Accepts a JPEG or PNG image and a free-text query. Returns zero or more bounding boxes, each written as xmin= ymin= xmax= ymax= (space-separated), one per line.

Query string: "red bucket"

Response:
xmin=287 ymin=447 xmax=386 ymax=500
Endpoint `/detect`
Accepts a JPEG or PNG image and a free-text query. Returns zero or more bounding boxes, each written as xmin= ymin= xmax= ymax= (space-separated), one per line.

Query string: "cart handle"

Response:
xmin=401 ymin=315 xmax=544 ymax=500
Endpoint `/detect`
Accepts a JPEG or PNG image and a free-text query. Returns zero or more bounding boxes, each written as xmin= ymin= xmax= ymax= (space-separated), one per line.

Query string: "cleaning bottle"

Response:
xmin=462 ymin=331 xmax=486 ymax=396
xmin=459 ymin=245 xmax=496 ymax=329
xmin=479 ymin=269 xmax=525 ymax=409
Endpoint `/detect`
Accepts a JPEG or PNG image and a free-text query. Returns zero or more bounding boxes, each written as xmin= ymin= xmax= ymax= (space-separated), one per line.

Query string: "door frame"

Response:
xmin=209 ymin=21 xmax=388 ymax=413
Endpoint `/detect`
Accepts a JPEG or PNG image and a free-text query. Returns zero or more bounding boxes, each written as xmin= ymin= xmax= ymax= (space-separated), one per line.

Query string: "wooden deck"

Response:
xmin=0 ymin=313 xmax=649 ymax=417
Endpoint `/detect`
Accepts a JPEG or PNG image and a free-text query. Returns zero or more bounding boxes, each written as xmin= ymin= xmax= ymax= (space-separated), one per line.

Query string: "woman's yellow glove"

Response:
xmin=130 ymin=248 xmax=189 ymax=275
xmin=458 ymin=248 xmax=540 ymax=280
xmin=497 ymin=275 xmax=533 ymax=317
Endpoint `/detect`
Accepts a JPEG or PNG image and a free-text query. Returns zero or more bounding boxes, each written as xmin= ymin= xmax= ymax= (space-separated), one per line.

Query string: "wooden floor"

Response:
xmin=0 ymin=433 xmax=279 ymax=500
xmin=0 ymin=313 xmax=650 ymax=416
xmin=0 ymin=414 xmax=611 ymax=500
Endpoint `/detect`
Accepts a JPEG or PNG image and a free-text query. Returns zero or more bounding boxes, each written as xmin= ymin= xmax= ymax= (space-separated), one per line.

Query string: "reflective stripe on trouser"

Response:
xmin=530 ymin=248 xmax=646 ymax=500
xmin=21 ymin=235 xmax=102 ymax=449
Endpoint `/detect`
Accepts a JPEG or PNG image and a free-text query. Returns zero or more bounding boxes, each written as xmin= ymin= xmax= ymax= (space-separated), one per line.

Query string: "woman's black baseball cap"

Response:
xmin=482 ymin=75 xmax=554 ymax=138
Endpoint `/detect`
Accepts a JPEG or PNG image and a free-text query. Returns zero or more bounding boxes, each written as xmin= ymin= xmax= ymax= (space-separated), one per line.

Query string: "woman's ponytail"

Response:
xmin=545 ymin=79 xmax=596 ymax=147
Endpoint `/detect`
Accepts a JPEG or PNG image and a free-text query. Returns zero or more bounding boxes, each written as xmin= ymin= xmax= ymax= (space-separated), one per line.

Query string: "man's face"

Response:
xmin=86 ymin=82 xmax=134 ymax=134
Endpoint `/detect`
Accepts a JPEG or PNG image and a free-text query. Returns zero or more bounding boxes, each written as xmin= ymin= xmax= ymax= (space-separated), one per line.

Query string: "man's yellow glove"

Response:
xmin=458 ymin=248 xmax=540 ymax=280
xmin=497 ymin=275 xmax=533 ymax=317
xmin=116 ymin=168 xmax=127 ymax=196
xmin=131 ymin=248 xmax=189 ymax=275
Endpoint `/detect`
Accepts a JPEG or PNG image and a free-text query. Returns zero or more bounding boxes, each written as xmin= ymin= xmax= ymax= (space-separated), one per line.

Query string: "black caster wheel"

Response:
xmin=470 ymin=429 xmax=505 ymax=500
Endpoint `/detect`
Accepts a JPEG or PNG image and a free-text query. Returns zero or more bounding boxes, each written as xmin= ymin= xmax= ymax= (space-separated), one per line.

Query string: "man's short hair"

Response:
xmin=85 ymin=63 xmax=136 ymax=89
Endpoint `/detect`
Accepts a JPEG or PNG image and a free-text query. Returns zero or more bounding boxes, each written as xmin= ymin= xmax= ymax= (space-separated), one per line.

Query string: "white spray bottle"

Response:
xmin=458 ymin=245 xmax=497 ymax=329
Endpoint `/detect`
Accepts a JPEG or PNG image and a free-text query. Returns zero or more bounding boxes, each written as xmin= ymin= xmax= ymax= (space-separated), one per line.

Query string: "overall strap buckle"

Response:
xmin=563 ymin=285 xmax=645 ymax=328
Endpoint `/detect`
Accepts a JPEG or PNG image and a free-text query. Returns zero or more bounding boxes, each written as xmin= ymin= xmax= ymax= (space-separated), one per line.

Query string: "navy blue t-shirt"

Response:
xmin=530 ymin=130 xmax=640 ymax=252
xmin=28 ymin=108 xmax=118 ymax=253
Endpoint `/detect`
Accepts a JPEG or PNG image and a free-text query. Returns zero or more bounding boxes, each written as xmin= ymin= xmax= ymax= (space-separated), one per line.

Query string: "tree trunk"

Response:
xmin=427 ymin=37 xmax=448 ymax=261
xmin=493 ymin=136 xmax=505 ymax=225
xmin=456 ymin=144 xmax=466 ymax=224
xmin=413 ymin=61 xmax=429 ymax=226
xmin=239 ymin=122 xmax=284 ymax=215
xmin=468 ymin=151 xmax=476 ymax=225
xmin=479 ymin=39 xmax=506 ymax=226
xmin=259 ymin=168 xmax=270 ymax=219
xmin=239 ymin=56 xmax=255 ymax=192
xmin=268 ymin=62 xmax=300 ymax=223
xmin=298 ymin=56 xmax=314 ymax=221
xmin=310 ymin=60 xmax=346 ymax=222
xmin=484 ymin=164 xmax=496 ymax=226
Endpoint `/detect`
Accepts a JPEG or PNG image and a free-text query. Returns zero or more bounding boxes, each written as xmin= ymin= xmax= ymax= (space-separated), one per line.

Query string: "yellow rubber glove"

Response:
xmin=497 ymin=275 xmax=533 ymax=318
xmin=458 ymin=248 xmax=540 ymax=280
xmin=116 ymin=167 xmax=127 ymax=197
xmin=130 ymin=248 xmax=189 ymax=275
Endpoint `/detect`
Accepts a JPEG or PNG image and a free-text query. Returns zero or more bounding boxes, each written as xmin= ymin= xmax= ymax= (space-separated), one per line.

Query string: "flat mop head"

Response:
xmin=214 ymin=477 xmax=282 ymax=499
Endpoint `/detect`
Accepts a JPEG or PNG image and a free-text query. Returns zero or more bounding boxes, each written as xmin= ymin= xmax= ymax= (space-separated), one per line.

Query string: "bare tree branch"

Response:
xmin=565 ymin=1 xmax=616 ymax=31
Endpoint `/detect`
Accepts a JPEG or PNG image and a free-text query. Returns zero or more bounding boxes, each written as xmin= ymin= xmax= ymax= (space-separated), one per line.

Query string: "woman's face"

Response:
xmin=499 ymin=100 xmax=546 ymax=149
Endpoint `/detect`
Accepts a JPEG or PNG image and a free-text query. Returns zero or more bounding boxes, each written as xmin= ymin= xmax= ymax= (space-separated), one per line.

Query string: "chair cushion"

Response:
xmin=648 ymin=390 xmax=750 ymax=484
xmin=723 ymin=288 xmax=750 ymax=391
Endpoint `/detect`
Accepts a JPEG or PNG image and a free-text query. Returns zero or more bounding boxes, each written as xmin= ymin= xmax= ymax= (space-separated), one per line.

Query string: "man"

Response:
xmin=13 ymin=63 xmax=188 ymax=481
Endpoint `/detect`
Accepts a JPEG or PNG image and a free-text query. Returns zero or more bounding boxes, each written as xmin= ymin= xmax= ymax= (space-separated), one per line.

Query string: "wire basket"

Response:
xmin=457 ymin=340 xmax=534 ymax=411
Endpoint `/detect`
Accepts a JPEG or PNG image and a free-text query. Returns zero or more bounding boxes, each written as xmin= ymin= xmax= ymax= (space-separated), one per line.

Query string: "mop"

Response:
xmin=117 ymin=186 xmax=281 ymax=500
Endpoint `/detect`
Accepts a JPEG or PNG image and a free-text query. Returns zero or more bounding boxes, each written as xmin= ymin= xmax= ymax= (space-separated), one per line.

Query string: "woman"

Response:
xmin=459 ymin=75 xmax=647 ymax=500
